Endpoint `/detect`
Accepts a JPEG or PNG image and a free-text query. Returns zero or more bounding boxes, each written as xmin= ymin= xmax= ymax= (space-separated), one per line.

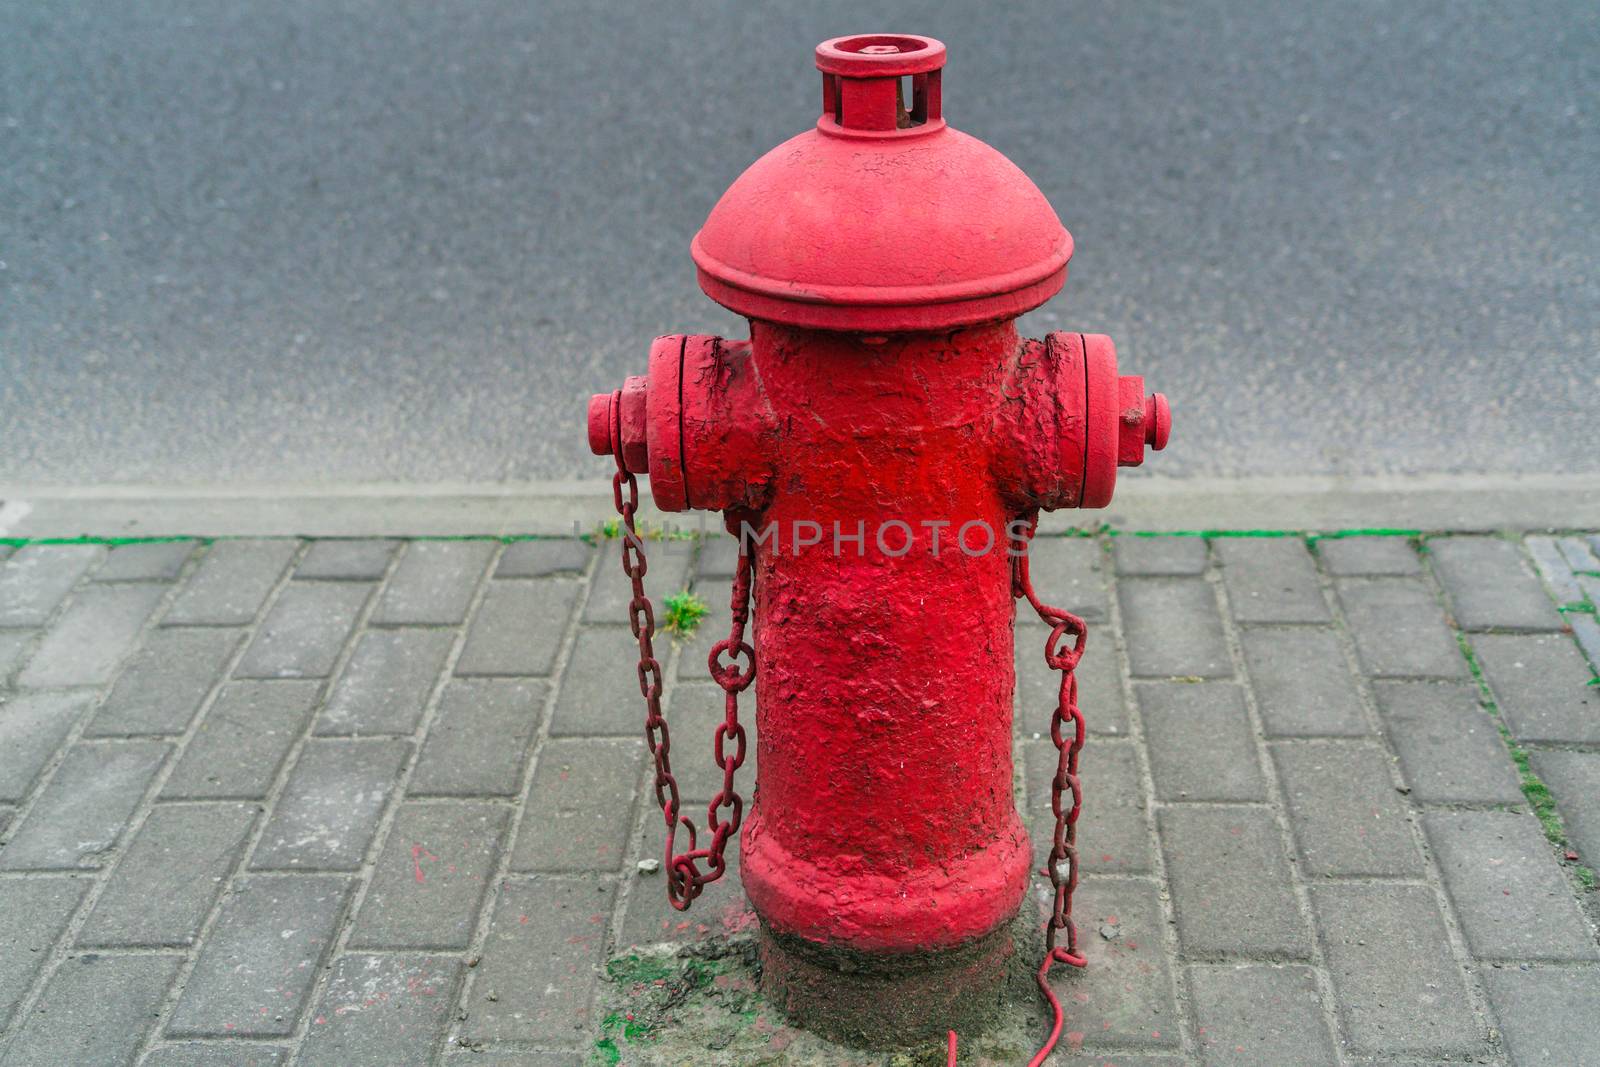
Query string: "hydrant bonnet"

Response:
xmin=691 ymin=34 xmax=1074 ymax=333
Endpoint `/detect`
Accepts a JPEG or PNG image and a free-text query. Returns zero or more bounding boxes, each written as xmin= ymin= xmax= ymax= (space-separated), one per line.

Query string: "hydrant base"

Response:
xmin=756 ymin=920 xmax=1017 ymax=1048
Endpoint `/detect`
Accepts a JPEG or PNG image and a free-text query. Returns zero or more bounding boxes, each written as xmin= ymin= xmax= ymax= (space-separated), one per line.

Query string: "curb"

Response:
xmin=3 ymin=473 xmax=1599 ymax=538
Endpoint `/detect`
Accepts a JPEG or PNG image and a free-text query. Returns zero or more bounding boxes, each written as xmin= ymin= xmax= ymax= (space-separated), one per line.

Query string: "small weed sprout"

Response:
xmin=662 ymin=590 xmax=710 ymax=637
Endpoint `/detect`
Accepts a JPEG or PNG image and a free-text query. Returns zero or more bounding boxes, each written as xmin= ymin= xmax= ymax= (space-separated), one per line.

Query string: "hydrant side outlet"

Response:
xmin=588 ymin=32 xmax=1171 ymax=1048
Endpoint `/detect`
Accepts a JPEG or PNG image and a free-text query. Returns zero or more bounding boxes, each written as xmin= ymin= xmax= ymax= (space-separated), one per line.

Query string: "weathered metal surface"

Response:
xmin=587 ymin=31 xmax=1171 ymax=1054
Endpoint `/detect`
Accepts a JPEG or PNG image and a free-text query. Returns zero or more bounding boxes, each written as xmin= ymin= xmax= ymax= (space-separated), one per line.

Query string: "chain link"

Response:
xmin=606 ymin=392 xmax=752 ymax=911
xmin=1012 ymin=513 xmax=1089 ymax=1066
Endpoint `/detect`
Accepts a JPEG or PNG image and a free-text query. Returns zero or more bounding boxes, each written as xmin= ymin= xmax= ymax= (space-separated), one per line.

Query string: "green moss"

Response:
xmin=605 ymin=954 xmax=678 ymax=986
xmin=1454 ymin=632 xmax=1596 ymax=890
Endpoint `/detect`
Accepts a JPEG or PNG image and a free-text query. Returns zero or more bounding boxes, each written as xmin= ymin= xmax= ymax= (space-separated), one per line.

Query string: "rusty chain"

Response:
xmin=1011 ymin=513 xmax=1088 ymax=1067
xmin=607 ymin=394 xmax=752 ymax=911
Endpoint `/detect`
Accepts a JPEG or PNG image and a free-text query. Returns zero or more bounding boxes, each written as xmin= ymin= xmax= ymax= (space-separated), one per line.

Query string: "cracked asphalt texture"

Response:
xmin=2 ymin=0 xmax=1596 ymax=485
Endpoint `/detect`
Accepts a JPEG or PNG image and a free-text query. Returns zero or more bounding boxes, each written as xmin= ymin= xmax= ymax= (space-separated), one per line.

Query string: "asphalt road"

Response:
xmin=3 ymin=0 xmax=1596 ymax=486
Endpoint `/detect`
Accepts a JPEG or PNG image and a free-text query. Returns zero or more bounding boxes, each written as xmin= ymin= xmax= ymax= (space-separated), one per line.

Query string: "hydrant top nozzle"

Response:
xmin=691 ymin=35 xmax=1071 ymax=333
xmin=815 ymin=34 xmax=945 ymax=77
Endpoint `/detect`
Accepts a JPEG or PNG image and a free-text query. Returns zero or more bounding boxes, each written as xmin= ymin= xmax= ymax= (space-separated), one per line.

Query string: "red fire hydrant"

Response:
xmin=588 ymin=33 xmax=1169 ymax=1049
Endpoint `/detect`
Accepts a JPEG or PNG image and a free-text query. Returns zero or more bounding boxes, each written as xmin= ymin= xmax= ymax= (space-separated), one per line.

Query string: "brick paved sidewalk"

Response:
xmin=0 ymin=531 xmax=1597 ymax=1066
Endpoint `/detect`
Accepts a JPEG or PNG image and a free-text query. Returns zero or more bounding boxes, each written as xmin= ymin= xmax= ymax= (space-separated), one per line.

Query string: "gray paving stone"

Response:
xmin=0 ymin=544 xmax=103 ymax=626
xmin=1338 ymin=578 xmax=1467 ymax=680
xmin=1039 ymin=878 xmax=1179 ymax=1050
xmin=1570 ymin=612 xmax=1600 ymax=674
xmin=673 ymin=620 xmax=726 ymax=682
xmin=497 ymin=539 xmax=593 ymax=578
xmin=0 ymin=952 xmax=181 ymax=1067
xmin=1024 ymin=537 xmax=1111 ymax=624
xmin=1483 ymin=964 xmax=1600 ymax=1067
xmin=78 ymin=802 xmax=256 ymax=946
xmin=1311 ymin=883 xmax=1484 ymax=1056
xmin=1423 ymin=811 xmax=1596 ymax=961
xmin=584 ymin=540 xmax=694 ymax=624
xmin=0 ymin=691 xmax=95 ymax=801
xmin=18 ymin=582 xmax=166 ymax=688
xmin=1121 ymin=579 xmax=1231 ymax=678
xmin=1525 ymin=535 xmax=1585 ymax=604
xmin=1272 ymin=741 xmax=1423 ymax=876
xmin=455 ymin=579 xmax=580 ymax=676
xmin=235 ymin=581 xmax=371 ymax=679
xmin=1473 ymin=633 xmax=1600 ymax=743
xmin=549 ymin=628 xmax=645 ymax=737
xmin=642 ymin=682 xmax=754 ymax=805
xmin=1529 ymin=749 xmax=1600 ymax=867
xmin=167 ymin=875 xmax=350 ymax=1038
xmin=1113 ymin=536 xmax=1208 ymax=576
xmin=85 ymin=628 xmax=241 ymax=737
xmin=252 ymin=739 xmax=410 ymax=870
xmin=1189 ymin=962 xmax=1335 ymax=1067
xmin=408 ymin=678 xmax=546 ymax=797
xmin=1316 ymin=536 xmax=1422 ymax=577
xmin=1158 ymin=806 xmax=1309 ymax=957
xmin=1214 ymin=538 xmax=1330 ymax=624
xmin=316 ymin=628 xmax=453 ymax=736
xmin=162 ymin=681 xmax=319 ymax=799
xmin=0 ymin=630 xmax=31 ymax=679
xmin=140 ymin=1045 xmax=286 ymax=1067
xmin=371 ymin=541 xmax=494 ymax=625
xmin=1025 ymin=739 xmax=1151 ymax=874
xmin=1241 ymin=627 xmax=1370 ymax=737
xmin=1559 ymin=535 xmax=1600 ymax=572
xmin=93 ymin=540 xmax=196 ymax=581
xmin=1016 ymin=624 xmax=1129 ymax=737
xmin=296 ymin=538 xmax=397 ymax=580
xmin=348 ymin=801 xmax=508 ymax=950
xmin=164 ymin=539 xmax=298 ymax=625
xmin=695 ymin=534 xmax=740 ymax=579
xmin=441 ymin=1051 xmax=583 ymax=1066
xmin=1431 ymin=537 xmax=1563 ymax=631
xmin=461 ymin=877 xmax=616 ymax=1045
xmin=0 ymin=877 xmax=89 ymax=1028
xmin=1374 ymin=681 xmax=1523 ymax=805
xmin=299 ymin=953 xmax=460 ymax=1067
xmin=1137 ymin=683 xmax=1263 ymax=801
xmin=510 ymin=739 xmax=644 ymax=872
xmin=0 ymin=741 xmax=170 ymax=870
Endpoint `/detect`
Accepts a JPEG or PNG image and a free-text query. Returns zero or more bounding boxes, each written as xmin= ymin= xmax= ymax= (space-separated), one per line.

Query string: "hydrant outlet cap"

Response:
xmin=1148 ymin=393 xmax=1171 ymax=451
xmin=586 ymin=392 xmax=614 ymax=456
xmin=691 ymin=34 xmax=1073 ymax=333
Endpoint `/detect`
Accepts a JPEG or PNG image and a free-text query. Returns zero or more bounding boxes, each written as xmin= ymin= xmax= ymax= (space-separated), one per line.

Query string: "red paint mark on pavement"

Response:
xmin=411 ymin=844 xmax=440 ymax=883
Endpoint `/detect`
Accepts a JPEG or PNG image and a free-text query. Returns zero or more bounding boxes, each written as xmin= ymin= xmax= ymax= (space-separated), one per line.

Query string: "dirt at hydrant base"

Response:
xmin=590 ymin=921 xmax=1057 ymax=1067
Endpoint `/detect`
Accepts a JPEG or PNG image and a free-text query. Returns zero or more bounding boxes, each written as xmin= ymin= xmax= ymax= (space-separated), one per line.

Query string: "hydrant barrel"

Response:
xmin=585 ymin=32 xmax=1171 ymax=1047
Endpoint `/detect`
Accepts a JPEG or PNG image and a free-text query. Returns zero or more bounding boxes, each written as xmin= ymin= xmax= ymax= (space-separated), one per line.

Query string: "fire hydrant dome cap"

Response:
xmin=691 ymin=34 xmax=1073 ymax=332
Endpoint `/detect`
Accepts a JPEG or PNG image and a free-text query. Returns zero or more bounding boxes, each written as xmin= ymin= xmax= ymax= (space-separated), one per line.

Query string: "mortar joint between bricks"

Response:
xmin=1208 ymin=534 xmax=1358 ymax=1067
xmin=444 ymin=536 xmax=608 ymax=1062
xmin=274 ymin=538 xmax=504 ymax=1066
xmin=1097 ymin=530 xmax=1207 ymax=1065
xmin=0 ymin=541 xmax=302 ymax=1064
